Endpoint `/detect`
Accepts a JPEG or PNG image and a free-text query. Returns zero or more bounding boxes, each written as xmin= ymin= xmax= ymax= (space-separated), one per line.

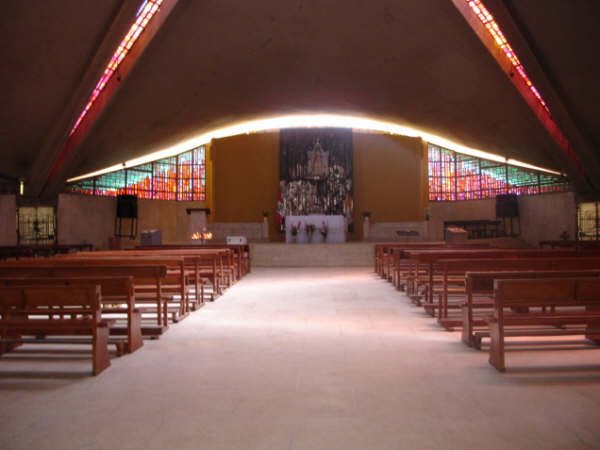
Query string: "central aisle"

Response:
xmin=2 ymin=267 xmax=600 ymax=450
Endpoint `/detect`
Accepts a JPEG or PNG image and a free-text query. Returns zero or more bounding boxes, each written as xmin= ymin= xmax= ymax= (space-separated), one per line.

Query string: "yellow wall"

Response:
xmin=59 ymin=131 xmax=427 ymax=245
xmin=136 ymin=198 xmax=207 ymax=243
xmin=212 ymin=132 xmax=280 ymax=237
xmin=210 ymin=130 xmax=427 ymax=241
xmin=352 ymin=133 xmax=427 ymax=238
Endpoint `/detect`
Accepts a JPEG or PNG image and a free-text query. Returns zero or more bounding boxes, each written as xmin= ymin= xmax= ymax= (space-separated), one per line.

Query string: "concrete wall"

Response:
xmin=136 ymin=198 xmax=206 ymax=244
xmin=365 ymin=220 xmax=428 ymax=241
xmin=58 ymin=193 xmax=208 ymax=248
xmin=427 ymin=198 xmax=496 ymax=241
xmin=57 ymin=193 xmax=116 ymax=248
xmin=207 ymin=222 xmax=265 ymax=242
xmin=426 ymin=191 xmax=576 ymax=246
xmin=519 ymin=191 xmax=576 ymax=246
xmin=0 ymin=195 xmax=17 ymax=245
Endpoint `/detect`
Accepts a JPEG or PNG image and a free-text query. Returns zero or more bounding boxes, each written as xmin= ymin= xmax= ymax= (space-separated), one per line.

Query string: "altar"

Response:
xmin=285 ymin=215 xmax=346 ymax=243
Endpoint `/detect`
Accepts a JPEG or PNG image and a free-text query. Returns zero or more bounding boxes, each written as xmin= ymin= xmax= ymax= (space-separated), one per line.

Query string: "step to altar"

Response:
xmin=250 ymin=242 xmax=374 ymax=267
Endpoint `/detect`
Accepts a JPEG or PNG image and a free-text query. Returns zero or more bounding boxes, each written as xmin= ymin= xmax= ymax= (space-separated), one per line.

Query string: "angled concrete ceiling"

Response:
xmin=1 ymin=0 xmax=598 ymax=198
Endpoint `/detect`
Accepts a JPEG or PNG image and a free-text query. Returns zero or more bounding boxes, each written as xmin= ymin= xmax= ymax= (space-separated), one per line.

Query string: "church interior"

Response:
xmin=1 ymin=1 xmax=600 ymax=449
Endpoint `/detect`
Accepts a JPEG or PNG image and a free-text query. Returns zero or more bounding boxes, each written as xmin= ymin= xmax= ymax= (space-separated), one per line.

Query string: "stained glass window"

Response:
xmin=152 ymin=157 xmax=177 ymax=200
xmin=177 ymin=147 xmax=206 ymax=201
xmin=95 ymin=171 xmax=127 ymax=197
xmin=67 ymin=146 xmax=206 ymax=201
xmin=70 ymin=0 xmax=164 ymax=136
xmin=465 ymin=0 xmax=548 ymax=113
xmin=428 ymin=144 xmax=569 ymax=201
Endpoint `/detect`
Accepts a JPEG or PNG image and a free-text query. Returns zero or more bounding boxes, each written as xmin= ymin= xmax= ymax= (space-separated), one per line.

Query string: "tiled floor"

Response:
xmin=1 ymin=267 xmax=600 ymax=449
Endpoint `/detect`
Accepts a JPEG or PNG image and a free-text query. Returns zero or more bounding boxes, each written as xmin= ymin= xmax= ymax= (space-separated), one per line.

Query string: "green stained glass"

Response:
xmin=65 ymin=147 xmax=206 ymax=201
xmin=428 ymin=144 xmax=569 ymax=201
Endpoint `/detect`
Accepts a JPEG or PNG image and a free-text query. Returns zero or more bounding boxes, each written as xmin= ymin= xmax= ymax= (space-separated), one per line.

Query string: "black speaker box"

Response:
xmin=496 ymin=194 xmax=519 ymax=218
xmin=116 ymin=195 xmax=138 ymax=218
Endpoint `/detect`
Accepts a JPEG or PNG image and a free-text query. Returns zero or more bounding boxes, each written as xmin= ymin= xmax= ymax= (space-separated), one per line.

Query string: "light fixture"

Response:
xmin=67 ymin=113 xmax=563 ymax=182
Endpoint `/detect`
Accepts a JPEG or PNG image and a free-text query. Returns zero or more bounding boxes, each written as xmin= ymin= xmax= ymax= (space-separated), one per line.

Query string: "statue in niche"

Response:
xmin=307 ymin=139 xmax=329 ymax=178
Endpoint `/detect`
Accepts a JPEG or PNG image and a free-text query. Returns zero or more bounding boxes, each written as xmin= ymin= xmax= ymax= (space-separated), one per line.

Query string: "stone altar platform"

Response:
xmin=250 ymin=242 xmax=373 ymax=267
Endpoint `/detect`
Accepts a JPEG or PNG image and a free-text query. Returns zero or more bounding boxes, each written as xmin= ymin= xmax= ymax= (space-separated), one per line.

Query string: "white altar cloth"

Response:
xmin=285 ymin=215 xmax=346 ymax=244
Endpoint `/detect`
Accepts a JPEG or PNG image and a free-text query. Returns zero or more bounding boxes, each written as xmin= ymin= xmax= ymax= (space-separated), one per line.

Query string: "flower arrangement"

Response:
xmin=320 ymin=221 xmax=328 ymax=239
xmin=290 ymin=221 xmax=301 ymax=237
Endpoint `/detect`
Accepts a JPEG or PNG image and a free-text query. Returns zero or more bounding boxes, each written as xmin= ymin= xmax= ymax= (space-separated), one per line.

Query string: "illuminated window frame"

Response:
xmin=67 ymin=146 xmax=206 ymax=201
xmin=69 ymin=0 xmax=164 ymax=136
xmin=466 ymin=0 xmax=548 ymax=113
xmin=428 ymin=144 xmax=569 ymax=201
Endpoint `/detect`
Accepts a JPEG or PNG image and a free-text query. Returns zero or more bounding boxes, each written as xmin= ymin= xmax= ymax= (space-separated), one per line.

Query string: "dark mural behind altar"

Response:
xmin=276 ymin=128 xmax=353 ymax=231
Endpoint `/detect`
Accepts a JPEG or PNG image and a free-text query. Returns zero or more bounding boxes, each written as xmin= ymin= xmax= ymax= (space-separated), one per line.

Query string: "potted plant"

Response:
xmin=290 ymin=221 xmax=301 ymax=242
xmin=320 ymin=221 xmax=328 ymax=241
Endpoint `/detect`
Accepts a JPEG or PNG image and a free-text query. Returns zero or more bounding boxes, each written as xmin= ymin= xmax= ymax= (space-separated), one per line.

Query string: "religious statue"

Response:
xmin=307 ymin=139 xmax=329 ymax=178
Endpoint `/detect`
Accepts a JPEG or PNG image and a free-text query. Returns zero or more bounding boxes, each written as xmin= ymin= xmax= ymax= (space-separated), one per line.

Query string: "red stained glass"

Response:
xmin=428 ymin=144 xmax=568 ymax=202
xmin=67 ymin=146 xmax=206 ymax=202
xmin=70 ymin=1 xmax=164 ymax=136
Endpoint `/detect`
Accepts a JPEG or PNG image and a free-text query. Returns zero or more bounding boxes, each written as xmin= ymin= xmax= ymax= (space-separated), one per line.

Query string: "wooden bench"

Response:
xmin=70 ymin=249 xmax=228 ymax=304
xmin=136 ymin=243 xmax=250 ymax=279
xmin=462 ymin=269 xmax=600 ymax=348
xmin=15 ymin=256 xmax=188 ymax=322
xmin=488 ymin=277 xmax=600 ymax=371
xmin=434 ymin=257 xmax=600 ymax=328
xmin=0 ymin=276 xmax=143 ymax=353
xmin=401 ymin=248 xmax=600 ymax=307
xmin=0 ymin=284 xmax=112 ymax=375
xmin=0 ymin=262 xmax=169 ymax=336
xmin=0 ymin=244 xmax=94 ymax=260
xmin=373 ymin=242 xmax=489 ymax=289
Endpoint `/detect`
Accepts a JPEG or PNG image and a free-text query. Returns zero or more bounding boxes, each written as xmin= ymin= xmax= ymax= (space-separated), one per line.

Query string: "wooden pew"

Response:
xmin=0 ymin=276 xmax=143 ymax=353
xmin=539 ymin=240 xmax=600 ymax=250
xmin=374 ymin=241 xmax=486 ymax=284
xmin=434 ymin=257 xmax=600 ymax=328
xmin=462 ymin=269 xmax=600 ymax=348
xmin=0 ymin=284 xmax=112 ymax=375
xmin=0 ymin=262 xmax=169 ymax=336
xmin=11 ymin=256 xmax=188 ymax=322
xmin=428 ymin=256 xmax=600 ymax=329
xmin=70 ymin=249 xmax=228 ymax=304
xmin=0 ymin=243 xmax=94 ymax=260
xmin=375 ymin=242 xmax=447 ymax=280
xmin=400 ymin=248 xmax=600 ymax=307
xmin=136 ymin=243 xmax=250 ymax=279
xmin=488 ymin=277 xmax=600 ymax=371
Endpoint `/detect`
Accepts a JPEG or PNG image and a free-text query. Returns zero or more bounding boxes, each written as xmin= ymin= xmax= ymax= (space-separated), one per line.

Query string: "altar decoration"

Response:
xmin=285 ymin=215 xmax=345 ymax=243
xmin=277 ymin=129 xmax=353 ymax=232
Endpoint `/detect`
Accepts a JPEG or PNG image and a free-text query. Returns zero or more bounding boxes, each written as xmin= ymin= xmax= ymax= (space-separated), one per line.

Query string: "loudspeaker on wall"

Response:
xmin=116 ymin=195 xmax=138 ymax=218
xmin=496 ymin=194 xmax=519 ymax=218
